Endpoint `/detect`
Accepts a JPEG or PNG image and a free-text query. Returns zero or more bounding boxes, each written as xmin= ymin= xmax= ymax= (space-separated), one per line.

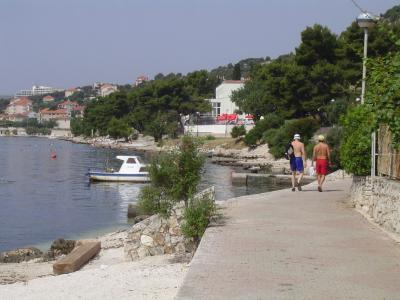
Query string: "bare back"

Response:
xmin=291 ymin=140 xmax=305 ymax=158
xmin=313 ymin=142 xmax=330 ymax=160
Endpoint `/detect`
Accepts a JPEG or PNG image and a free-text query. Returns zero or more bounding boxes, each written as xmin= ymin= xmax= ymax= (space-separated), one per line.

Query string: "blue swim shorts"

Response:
xmin=290 ymin=157 xmax=304 ymax=173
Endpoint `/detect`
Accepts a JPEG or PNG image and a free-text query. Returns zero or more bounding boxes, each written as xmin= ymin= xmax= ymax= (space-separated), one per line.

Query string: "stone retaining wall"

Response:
xmin=124 ymin=187 xmax=215 ymax=261
xmin=351 ymin=176 xmax=400 ymax=234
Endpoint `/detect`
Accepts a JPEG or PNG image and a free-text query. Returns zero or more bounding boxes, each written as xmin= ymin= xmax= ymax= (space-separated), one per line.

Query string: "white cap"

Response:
xmin=294 ymin=134 xmax=300 ymax=140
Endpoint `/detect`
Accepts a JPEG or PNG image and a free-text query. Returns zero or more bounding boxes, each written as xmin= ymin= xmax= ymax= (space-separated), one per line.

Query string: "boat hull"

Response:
xmin=88 ymin=171 xmax=150 ymax=182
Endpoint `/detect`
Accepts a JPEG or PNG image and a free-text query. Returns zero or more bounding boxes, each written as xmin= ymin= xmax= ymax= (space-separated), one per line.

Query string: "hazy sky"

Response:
xmin=0 ymin=0 xmax=398 ymax=95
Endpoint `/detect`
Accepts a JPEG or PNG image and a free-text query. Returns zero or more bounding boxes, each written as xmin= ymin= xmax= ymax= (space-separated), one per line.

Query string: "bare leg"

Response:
xmin=297 ymin=172 xmax=304 ymax=185
xmin=320 ymin=175 xmax=326 ymax=190
xmin=291 ymin=172 xmax=297 ymax=190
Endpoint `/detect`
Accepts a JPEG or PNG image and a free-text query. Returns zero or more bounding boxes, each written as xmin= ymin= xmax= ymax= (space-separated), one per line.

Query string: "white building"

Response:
xmin=16 ymin=85 xmax=61 ymax=97
xmin=99 ymin=84 xmax=118 ymax=97
xmin=184 ymin=80 xmax=254 ymax=137
xmin=209 ymin=80 xmax=245 ymax=116
xmin=65 ymin=88 xmax=78 ymax=98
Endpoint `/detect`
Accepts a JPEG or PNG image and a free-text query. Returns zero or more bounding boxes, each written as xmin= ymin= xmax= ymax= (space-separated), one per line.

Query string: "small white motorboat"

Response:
xmin=87 ymin=155 xmax=150 ymax=182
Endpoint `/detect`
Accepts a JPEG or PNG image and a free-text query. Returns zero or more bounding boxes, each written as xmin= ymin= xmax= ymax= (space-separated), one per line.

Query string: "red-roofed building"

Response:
xmin=39 ymin=100 xmax=85 ymax=123
xmin=134 ymin=75 xmax=149 ymax=86
xmin=5 ymin=97 xmax=33 ymax=116
xmin=43 ymin=95 xmax=55 ymax=103
xmin=65 ymin=88 xmax=77 ymax=98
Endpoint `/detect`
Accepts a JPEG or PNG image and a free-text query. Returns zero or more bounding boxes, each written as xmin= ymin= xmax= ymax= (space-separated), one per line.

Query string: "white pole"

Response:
xmin=361 ymin=28 xmax=368 ymax=104
xmin=371 ymin=131 xmax=376 ymax=177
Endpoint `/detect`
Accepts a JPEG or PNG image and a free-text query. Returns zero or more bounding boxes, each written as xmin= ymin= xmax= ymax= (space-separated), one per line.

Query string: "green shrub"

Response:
xmin=243 ymin=128 xmax=260 ymax=146
xmin=137 ymin=136 xmax=204 ymax=215
xmin=263 ymin=118 xmax=320 ymax=158
xmin=137 ymin=186 xmax=171 ymax=217
xmin=181 ymin=195 xmax=216 ymax=242
xmin=340 ymin=105 xmax=373 ymax=175
xmin=231 ymin=125 xmax=246 ymax=138
xmin=326 ymin=126 xmax=343 ymax=171
xmin=205 ymin=134 xmax=216 ymax=140
xmin=243 ymin=113 xmax=284 ymax=146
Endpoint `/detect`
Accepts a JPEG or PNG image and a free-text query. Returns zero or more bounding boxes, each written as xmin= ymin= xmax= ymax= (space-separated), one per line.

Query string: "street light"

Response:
xmin=196 ymin=112 xmax=200 ymax=137
xmin=357 ymin=12 xmax=376 ymax=104
xmin=357 ymin=12 xmax=376 ymax=177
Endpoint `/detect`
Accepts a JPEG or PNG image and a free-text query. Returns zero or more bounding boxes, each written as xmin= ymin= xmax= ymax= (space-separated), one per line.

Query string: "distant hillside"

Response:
xmin=209 ymin=57 xmax=271 ymax=80
xmin=383 ymin=4 xmax=400 ymax=23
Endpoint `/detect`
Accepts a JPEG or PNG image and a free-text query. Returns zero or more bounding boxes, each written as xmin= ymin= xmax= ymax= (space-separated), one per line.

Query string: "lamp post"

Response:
xmin=196 ymin=112 xmax=200 ymax=137
xmin=356 ymin=12 xmax=376 ymax=177
xmin=357 ymin=12 xmax=375 ymax=104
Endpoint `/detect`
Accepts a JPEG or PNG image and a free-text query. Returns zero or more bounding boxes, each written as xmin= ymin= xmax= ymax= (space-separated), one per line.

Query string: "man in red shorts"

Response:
xmin=312 ymin=135 xmax=330 ymax=192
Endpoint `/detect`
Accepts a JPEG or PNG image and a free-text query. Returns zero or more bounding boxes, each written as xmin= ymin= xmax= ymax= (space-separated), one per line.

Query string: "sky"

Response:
xmin=0 ymin=0 xmax=398 ymax=95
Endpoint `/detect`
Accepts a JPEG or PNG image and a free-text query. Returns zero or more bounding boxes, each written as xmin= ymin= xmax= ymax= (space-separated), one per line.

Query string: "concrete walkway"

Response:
xmin=176 ymin=179 xmax=400 ymax=300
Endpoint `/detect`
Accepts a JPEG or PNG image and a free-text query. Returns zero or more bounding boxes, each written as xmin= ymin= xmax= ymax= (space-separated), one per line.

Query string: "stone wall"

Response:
xmin=124 ymin=204 xmax=191 ymax=261
xmin=124 ymin=187 xmax=215 ymax=261
xmin=351 ymin=176 xmax=400 ymax=234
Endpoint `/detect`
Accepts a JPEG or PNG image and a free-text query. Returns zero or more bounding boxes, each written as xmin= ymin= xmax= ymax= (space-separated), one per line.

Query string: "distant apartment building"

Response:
xmin=208 ymin=80 xmax=245 ymax=117
xmin=15 ymin=85 xmax=62 ymax=97
xmin=99 ymin=84 xmax=118 ymax=97
xmin=42 ymin=95 xmax=55 ymax=103
xmin=134 ymin=75 xmax=149 ymax=86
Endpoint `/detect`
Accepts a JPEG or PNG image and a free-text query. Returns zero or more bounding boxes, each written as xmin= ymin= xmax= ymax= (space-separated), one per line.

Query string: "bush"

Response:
xmin=340 ymin=105 xmax=373 ymax=175
xmin=243 ymin=113 xmax=284 ymax=146
xmin=263 ymin=117 xmax=320 ymax=158
xmin=326 ymin=126 xmax=343 ymax=171
xmin=137 ymin=186 xmax=171 ymax=217
xmin=243 ymin=128 xmax=260 ymax=146
xmin=231 ymin=125 xmax=246 ymax=138
xmin=181 ymin=195 xmax=216 ymax=242
xmin=137 ymin=136 xmax=205 ymax=215
xmin=204 ymin=134 xmax=216 ymax=140
xmin=325 ymin=98 xmax=349 ymax=126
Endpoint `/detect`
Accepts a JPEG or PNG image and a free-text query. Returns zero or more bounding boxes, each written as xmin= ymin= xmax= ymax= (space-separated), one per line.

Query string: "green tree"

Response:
xmin=107 ymin=117 xmax=132 ymax=140
xmin=232 ymin=63 xmax=241 ymax=80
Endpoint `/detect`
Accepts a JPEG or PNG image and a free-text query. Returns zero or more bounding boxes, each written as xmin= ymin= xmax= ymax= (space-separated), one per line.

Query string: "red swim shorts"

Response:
xmin=316 ymin=159 xmax=328 ymax=175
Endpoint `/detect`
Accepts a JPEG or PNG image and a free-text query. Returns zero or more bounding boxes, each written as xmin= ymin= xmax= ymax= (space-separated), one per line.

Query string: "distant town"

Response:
xmin=0 ymin=75 xmax=150 ymax=135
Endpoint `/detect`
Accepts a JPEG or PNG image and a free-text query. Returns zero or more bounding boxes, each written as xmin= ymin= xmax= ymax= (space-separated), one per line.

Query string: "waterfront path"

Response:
xmin=176 ymin=178 xmax=400 ymax=300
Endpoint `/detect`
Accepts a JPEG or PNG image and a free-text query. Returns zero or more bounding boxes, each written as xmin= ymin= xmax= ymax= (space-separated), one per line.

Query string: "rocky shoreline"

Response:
xmin=59 ymin=135 xmax=295 ymax=174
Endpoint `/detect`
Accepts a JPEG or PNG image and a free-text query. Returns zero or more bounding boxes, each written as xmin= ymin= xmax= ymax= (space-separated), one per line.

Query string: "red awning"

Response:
xmin=245 ymin=114 xmax=254 ymax=119
xmin=216 ymin=113 xmax=237 ymax=121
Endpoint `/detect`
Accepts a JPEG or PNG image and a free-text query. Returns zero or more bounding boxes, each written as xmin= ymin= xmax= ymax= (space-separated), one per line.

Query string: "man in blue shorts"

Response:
xmin=290 ymin=133 xmax=307 ymax=191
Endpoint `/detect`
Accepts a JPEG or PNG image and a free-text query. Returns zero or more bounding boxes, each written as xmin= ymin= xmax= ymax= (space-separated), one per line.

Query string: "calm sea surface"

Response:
xmin=0 ymin=137 xmax=288 ymax=252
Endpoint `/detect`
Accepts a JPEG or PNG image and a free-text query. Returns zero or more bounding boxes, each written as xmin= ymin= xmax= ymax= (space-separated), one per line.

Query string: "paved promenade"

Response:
xmin=176 ymin=179 xmax=400 ymax=300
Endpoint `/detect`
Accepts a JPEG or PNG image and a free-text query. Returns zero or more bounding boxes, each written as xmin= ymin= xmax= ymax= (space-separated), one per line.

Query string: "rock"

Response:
xmin=0 ymin=247 xmax=43 ymax=263
xmin=137 ymin=247 xmax=150 ymax=258
xmin=141 ymin=235 xmax=154 ymax=247
xmin=153 ymin=232 xmax=165 ymax=246
xmin=127 ymin=203 xmax=140 ymax=219
xmin=51 ymin=238 xmax=76 ymax=254
xmin=149 ymin=247 xmax=164 ymax=256
xmin=133 ymin=215 xmax=150 ymax=224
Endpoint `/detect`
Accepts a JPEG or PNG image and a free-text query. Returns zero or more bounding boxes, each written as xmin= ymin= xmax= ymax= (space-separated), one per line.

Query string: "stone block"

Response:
xmin=141 ymin=235 xmax=154 ymax=247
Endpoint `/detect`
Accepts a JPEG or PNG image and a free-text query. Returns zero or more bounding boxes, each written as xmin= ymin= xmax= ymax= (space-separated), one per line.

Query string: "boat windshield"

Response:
xmin=126 ymin=158 xmax=137 ymax=164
